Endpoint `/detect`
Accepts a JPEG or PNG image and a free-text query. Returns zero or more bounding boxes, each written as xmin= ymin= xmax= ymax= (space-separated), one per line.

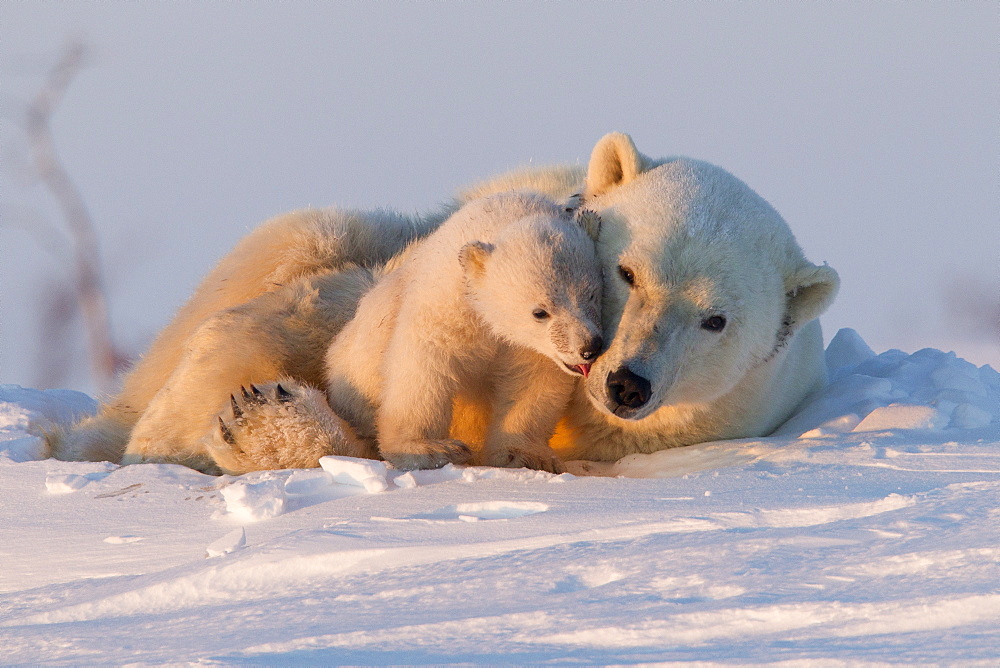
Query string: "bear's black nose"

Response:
xmin=606 ymin=366 xmax=651 ymax=409
xmin=580 ymin=336 xmax=603 ymax=361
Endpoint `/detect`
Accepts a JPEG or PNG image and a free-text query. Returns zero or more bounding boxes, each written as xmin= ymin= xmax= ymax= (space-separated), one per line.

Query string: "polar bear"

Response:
xmin=51 ymin=132 xmax=838 ymax=474
xmin=461 ymin=133 xmax=840 ymax=462
xmin=304 ymin=192 xmax=603 ymax=472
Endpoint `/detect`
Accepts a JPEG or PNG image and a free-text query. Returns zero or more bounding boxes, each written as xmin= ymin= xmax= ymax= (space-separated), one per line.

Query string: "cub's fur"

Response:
xmin=323 ymin=192 xmax=603 ymax=472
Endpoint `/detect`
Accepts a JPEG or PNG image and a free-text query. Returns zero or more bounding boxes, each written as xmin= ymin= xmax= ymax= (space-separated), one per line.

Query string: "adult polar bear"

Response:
xmin=51 ymin=133 xmax=838 ymax=472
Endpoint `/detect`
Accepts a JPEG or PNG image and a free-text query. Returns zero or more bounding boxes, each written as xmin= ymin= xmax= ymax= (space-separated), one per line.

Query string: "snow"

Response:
xmin=320 ymin=455 xmax=392 ymax=493
xmin=219 ymin=476 xmax=289 ymax=523
xmin=1 ymin=329 xmax=998 ymax=664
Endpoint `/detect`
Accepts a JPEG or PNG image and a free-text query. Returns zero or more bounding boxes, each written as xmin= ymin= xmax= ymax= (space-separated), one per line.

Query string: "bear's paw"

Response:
xmin=210 ymin=380 xmax=369 ymax=474
xmin=379 ymin=438 xmax=473 ymax=471
xmin=483 ymin=445 xmax=565 ymax=474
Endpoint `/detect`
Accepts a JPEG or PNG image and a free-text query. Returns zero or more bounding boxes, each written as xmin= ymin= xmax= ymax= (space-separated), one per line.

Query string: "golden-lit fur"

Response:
xmin=48 ymin=207 xmax=445 ymax=473
xmin=50 ymin=133 xmax=838 ymax=473
xmin=323 ymin=192 xmax=602 ymax=472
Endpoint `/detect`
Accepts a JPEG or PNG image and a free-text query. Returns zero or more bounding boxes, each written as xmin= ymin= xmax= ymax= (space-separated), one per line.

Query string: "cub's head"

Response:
xmin=459 ymin=208 xmax=604 ymax=377
xmin=580 ymin=133 xmax=840 ymax=420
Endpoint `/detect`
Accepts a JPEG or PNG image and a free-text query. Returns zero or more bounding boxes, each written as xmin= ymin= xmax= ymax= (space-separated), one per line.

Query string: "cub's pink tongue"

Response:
xmin=576 ymin=364 xmax=591 ymax=378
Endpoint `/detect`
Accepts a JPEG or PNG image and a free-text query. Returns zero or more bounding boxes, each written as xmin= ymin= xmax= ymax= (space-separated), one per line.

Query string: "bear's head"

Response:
xmin=580 ymin=132 xmax=840 ymax=421
xmin=459 ymin=205 xmax=605 ymax=378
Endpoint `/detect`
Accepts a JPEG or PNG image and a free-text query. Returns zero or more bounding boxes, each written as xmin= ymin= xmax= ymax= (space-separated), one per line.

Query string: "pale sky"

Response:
xmin=2 ymin=2 xmax=997 ymax=393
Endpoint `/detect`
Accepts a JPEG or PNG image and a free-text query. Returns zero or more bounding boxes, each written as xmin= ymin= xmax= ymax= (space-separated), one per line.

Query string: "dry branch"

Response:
xmin=24 ymin=40 xmax=124 ymax=392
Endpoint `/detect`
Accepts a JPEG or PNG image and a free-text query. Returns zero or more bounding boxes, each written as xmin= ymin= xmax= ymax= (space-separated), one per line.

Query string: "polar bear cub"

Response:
xmin=324 ymin=191 xmax=603 ymax=472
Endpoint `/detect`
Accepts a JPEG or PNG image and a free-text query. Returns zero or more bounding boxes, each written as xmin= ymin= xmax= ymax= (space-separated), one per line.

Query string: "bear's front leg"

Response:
xmin=482 ymin=355 xmax=576 ymax=474
xmin=375 ymin=345 xmax=473 ymax=470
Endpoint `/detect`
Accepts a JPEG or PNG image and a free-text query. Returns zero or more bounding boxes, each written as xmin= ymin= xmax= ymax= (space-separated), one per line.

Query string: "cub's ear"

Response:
xmin=785 ymin=264 xmax=840 ymax=329
xmin=458 ymin=241 xmax=495 ymax=279
xmin=585 ymin=132 xmax=651 ymax=198
xmin=575 ymin=209 xmax=602 ymax=242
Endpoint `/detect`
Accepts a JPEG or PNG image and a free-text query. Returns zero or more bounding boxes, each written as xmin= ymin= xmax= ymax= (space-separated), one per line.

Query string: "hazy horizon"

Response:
xmin=2 ymin=2 xmax=997 ymax=394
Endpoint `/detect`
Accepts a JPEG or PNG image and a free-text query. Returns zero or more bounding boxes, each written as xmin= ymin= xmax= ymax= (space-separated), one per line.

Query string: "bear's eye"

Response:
xmin=701 ymin=315 xmax=727 ymax=332
xmin=618 ymin=265 xmax=636 ymax=287
xmin=532 ymin=308 xmax=550 ymax=321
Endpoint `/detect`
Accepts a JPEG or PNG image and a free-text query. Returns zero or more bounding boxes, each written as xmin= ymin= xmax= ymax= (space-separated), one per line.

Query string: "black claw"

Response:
xmin=230 ymin=394 xmax=243 ymax=420
xmin=250 ymin=384 xmax=265 ymax=402
xmin=218 ymin=416 xmax=235 ymax=445
xmin=275 ymin=384 xmax=293 ymax=402
xmin=241 ymin=386 xmax=253 ymax=403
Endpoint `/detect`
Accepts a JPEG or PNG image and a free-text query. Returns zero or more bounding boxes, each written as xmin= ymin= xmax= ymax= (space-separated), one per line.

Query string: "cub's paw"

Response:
xmin=210 ymin=380 xmax=372 ymax=474
xmin=380 ymin=439 xmax=472 ymax=470
xmin=484 ymin=446 xmax=565 ymax=474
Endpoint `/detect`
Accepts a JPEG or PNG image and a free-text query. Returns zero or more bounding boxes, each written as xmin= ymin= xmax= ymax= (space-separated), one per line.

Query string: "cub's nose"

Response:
xmin=580 ymin=336 xmax=604 ymax=361
xmin=606 ymin=366 xmax=651 ymax=409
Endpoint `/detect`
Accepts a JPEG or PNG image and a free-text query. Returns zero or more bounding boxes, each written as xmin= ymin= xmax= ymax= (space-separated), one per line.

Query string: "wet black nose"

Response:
xmin=580 ymin=336 xmax=604 ymax=361
xmin=606 ymin=366 xmax=651 ymax=409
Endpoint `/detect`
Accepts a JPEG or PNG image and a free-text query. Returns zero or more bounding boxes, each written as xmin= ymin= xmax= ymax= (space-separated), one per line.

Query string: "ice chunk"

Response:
xmin=394 ymin=472 xmax=418 ymax=489
xmin=283 ymin=469 xmax=333 ymax=496
xmin=825 ymin=328 xmax=876 ymax=373
xmin=950 ymin=403 xmax=993 ymax=429
xmin=45 ymin=473 xmax=89 ymax=494
xmin=931 ymin=364 xmax=987 ymax=395
xmin=206 ymin=528 xmax=246 ymax=558
xmin=221 ymin=477 xmax=287 ymax=521
xmin=853 ymin=404 xmax=949 ymax=432
xmin=319 ymin=456 xmax=391 ymax=493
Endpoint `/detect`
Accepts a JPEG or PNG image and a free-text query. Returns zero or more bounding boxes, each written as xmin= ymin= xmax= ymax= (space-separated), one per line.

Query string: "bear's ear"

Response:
xmin=458 ymin=241 xmax=494 ymax=279
xmin=575 ymin=209 xmax=602 ymax=242
xmin=585 ymin=132 xmax=651 ymax=198
xmin=785 ymin=264 xmax=840 ymax=329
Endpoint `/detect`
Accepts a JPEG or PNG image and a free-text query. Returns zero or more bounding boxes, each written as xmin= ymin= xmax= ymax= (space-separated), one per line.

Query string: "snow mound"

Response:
xmin=777 ymin=328 xmax=998 ymax=438
xmin=0 ymin=385 xmax=96 ymax=462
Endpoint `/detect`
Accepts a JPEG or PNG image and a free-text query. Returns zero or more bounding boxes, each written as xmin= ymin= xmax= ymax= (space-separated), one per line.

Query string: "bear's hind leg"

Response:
xmin=46 ymin=411 xmax=132 ymax=464
xmin=211 ymin=380 xmax=375 ymax=475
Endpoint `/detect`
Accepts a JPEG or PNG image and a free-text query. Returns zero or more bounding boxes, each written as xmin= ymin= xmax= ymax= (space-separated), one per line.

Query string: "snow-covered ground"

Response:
xmin=1 ymin=329 xmax=998 ymax=665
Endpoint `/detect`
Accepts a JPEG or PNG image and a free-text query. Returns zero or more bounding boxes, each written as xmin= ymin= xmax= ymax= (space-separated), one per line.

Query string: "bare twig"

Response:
xmin=24 ymin=40 xmax=124 ymax=392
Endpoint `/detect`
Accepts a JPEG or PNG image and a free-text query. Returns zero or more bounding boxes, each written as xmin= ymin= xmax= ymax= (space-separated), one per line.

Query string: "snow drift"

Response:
xmin=1 ymin=329 xmax=998 ymax=664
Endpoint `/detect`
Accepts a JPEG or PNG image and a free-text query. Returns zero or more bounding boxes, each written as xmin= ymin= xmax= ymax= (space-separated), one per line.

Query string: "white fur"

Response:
xmin=50 ymin=206 xmax=442 ymax=473
xmin=325 ymin=192 xmax=603 ymax=471
xmin=50 ymin=133 xmax=837 ymax=473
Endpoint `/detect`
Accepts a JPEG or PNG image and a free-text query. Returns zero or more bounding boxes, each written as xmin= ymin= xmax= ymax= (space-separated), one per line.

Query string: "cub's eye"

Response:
xmin=701 ymin=315 xmax=727 ymax=332
xmin=618 ymin=265 xmax=635 ymax=286
xmin=532 ymin=308 xmax=550 ymax=321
